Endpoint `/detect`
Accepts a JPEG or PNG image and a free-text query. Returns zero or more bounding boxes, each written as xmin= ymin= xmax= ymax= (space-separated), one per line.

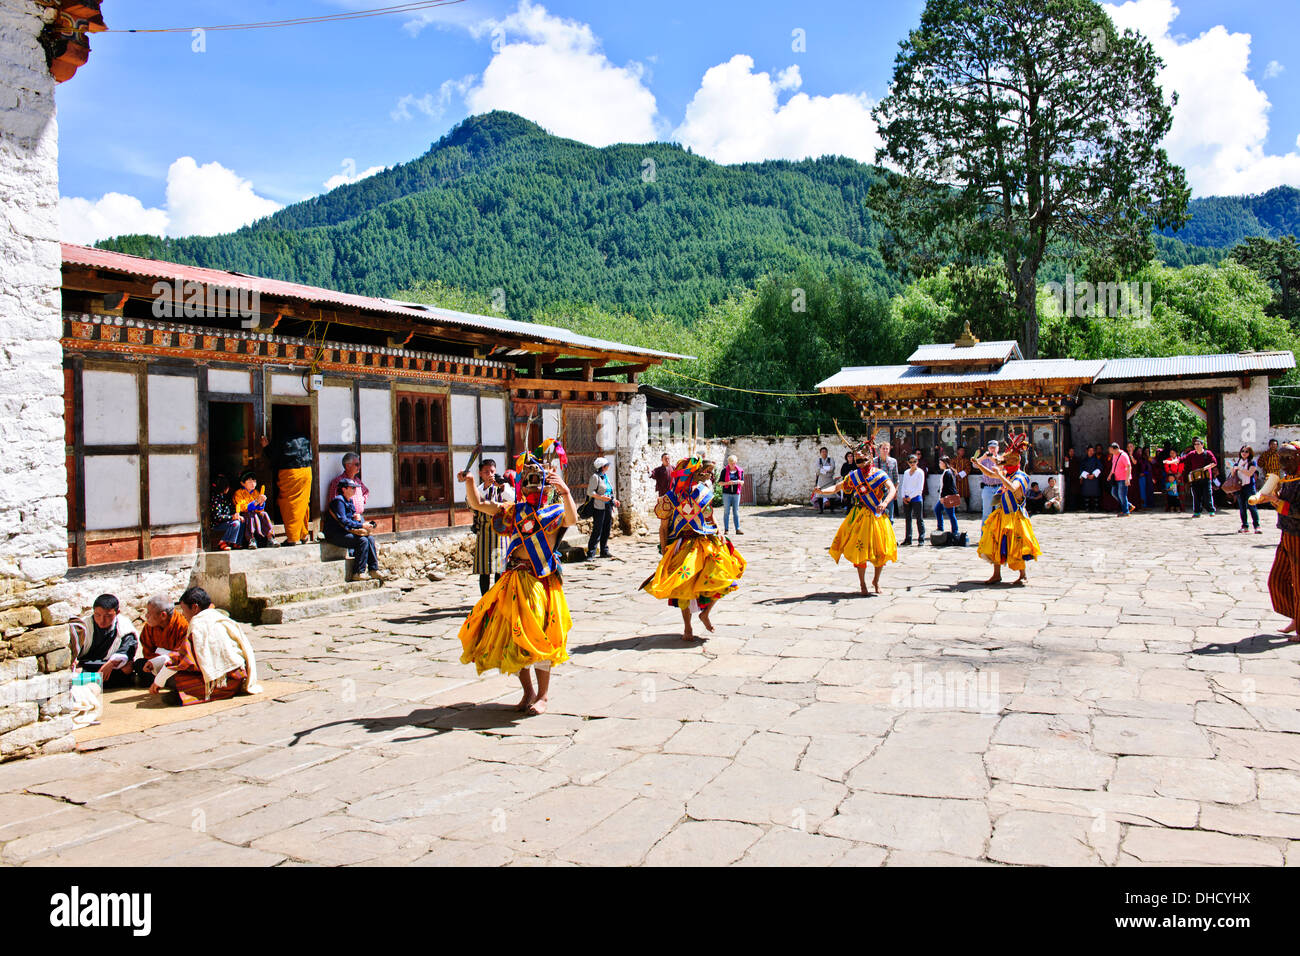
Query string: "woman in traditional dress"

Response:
xmin=641 ymin=457 xmax=747 ymax=641
xmin=974 ymin=433 xmax=1042 ymax=585
xmin=457 ymin=440 xmax=577 ymax=716
xmin=952 ymin=446 xmax=973 ymax=513
xmin=1256 ymin=442 xmax=1300 ymax=639
xmin=814 ymin=434 xmax=898 ymax=595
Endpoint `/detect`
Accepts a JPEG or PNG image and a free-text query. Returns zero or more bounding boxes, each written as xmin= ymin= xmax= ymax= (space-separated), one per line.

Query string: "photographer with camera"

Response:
xmin=464 ymin=458 xmax=514 ymax=594
xmin=322 ymin=478 xmax=381 ymax=582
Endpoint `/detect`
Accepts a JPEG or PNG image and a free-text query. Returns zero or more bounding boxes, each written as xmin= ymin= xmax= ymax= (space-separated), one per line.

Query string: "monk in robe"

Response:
xmin=136 ymin=593 xmax=190 ymax=689
xmin=262 ymin=432 xmax=313 ymax=546
xmin=157 ymin=587 xmax=262 ymax=705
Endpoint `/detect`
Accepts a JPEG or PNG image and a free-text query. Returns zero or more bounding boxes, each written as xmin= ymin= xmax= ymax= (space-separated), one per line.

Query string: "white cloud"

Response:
xmin=1106 ymin=0 xmax=1300 ymax=195
xmin=60 ymin=193 xmax=169 ymax=245
xmin=322 ymin=159 xmax=386 ymax=192
xmin=164 ymin=157 xmax=282 ymax=237
xmin=60 ymin=157 xmax=282 ymax=243
xmin=392 ymin=75 xmax=476 ymax=123
xmin=1263 ymin=60 xmax=1285 ymax=79
xmin=673 ymin=56 xmax=881 ymax=165
xmin=461 ymin=0 xmax=658 ymax=146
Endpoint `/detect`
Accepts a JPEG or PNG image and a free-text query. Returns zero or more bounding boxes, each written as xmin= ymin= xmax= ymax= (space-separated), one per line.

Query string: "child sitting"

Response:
xmin=211 ymin=474 xmax=244 ymax=551
xmin=233 ymin=471 xmax=277 ymax=548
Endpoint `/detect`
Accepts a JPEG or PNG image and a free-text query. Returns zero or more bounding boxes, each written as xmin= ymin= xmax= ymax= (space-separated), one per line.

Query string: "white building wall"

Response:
xmin=1221 ymin=376 xmax=1272 ymax=451
xmin=0 ymin=0 xmax=74 ymax=759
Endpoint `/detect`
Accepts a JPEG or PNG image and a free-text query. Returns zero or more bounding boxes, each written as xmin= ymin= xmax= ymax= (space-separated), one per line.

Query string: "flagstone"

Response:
xmin=643 ymin=820 xmax=763 ymax=866
xmin=821 ymin=792 xmax=990 ymax=857
xmin=1120 ymin=826 xmax=1282 ymax=866
xmin=1109 ymin=756 xmax=1255 ymax=804
xmin=988 ymin=809 xmax=1117 ymax=866
xmin=687 ymin=763 xmax=847 ymax=828
xmin=1092 ymin=716 xmax=1214 ymax=758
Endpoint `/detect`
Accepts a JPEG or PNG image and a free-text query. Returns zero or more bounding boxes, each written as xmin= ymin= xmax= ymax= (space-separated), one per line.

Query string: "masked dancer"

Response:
xmin=813 ymin=428 xmax=898 ymax=594
xmin=457 ymin=439 xmax=576 ymax=715
xmin=974 ymin=432 xmax=1042 ymax=585
xmin=641 ymin=456 xmax=747 ymax=641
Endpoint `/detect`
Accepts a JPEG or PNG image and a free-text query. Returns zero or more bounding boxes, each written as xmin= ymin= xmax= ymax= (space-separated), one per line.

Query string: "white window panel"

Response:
xmin=147 ymin=375 xmax=197 ymax=445
xmin=317 ymin=386 xmax=354 ymax=446
xmin=359 ymin=387 xmax=392 ymax=445
xmin=479 ymin=394 xmax=507 ymax=447
xmin=318 ymin=453 xmax=343 ymax=509
xmin=451 ymin=393 xmax=478 ymax=445
xmin=84 ymin=455 xmax=140 ymax=530
xmin=148 ymin=455 xmax=198 ymax=525
xmin=271 ymin=373 xmax=308 ymax=396
xmin=83 ymin=370 xmax=138 ymax=446
xmin=452 ymin=449 xmax=476 ymax=503
xmin=542 ymin=408 xmax=561 ymax=441
xmin=207 ymin=368 xmax=251 ymax=393
xmin=481 ymin=448 xmax=508 ymax=476
xmin=361 ymin=452 xmax=394 ymax=509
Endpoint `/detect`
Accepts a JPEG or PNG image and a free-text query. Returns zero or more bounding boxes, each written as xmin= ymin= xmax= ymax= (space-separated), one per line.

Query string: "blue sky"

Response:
xmin=57 ymin=0 xmax=1300 ymax=243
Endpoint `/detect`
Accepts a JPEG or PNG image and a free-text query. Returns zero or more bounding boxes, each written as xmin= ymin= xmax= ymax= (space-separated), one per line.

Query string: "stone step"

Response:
xmin=259 ymin=585 xmax=401 ymax=625
xmin=250 ymin=578 xmax=382 ymax=611
xmin=243 ymin=560 xmax=351 ymax=596
xmin=217 ymin=541 xmax=335 ymax=573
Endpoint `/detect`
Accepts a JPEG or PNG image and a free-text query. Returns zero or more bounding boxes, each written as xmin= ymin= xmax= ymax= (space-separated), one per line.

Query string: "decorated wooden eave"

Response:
xmin=38 ymin=0 xmax=106 ymax=83
xmin=60 ymin=244 xmax=689 ymax=389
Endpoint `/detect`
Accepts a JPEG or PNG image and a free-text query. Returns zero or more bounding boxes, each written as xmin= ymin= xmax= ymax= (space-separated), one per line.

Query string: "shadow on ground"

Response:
xmin=1193 ymin=633 xmax=1299 ymax=656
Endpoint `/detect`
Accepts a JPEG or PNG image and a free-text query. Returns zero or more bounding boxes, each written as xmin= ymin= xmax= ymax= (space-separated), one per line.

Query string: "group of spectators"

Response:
xmin=209 ymin=446 xmax=383 ymax=582
xmin=1063 ymin=437 xmax=1279 ymax=527
xmin=71 ymin=588 xmax=256 ymax=706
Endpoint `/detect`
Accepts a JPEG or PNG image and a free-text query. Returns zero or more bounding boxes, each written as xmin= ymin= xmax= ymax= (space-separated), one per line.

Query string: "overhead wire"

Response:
xmin=107 ymin=1 xmax=467 ymax=34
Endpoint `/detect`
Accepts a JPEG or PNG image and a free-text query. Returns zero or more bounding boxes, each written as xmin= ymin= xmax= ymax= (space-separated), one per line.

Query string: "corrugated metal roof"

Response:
xmin=817 ymin=358 xmax=1105 ymax=391
xmin=61 ymin=243 xmax=690 ymax=362
xmin=907 ymin=340 xmax=1022 ymax=364
xmin=1094 ymin=352 xmax=1295 ymax=381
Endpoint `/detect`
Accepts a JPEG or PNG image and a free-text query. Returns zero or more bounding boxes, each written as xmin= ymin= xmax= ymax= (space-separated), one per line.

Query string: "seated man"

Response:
xmin=1026 ymin=481 xmax=1046 ymax=515
xmin=155 ymin=587 xmax=259 ymax=706
xmin=322 ymin=478 xmax=381 ymax=582
xmin=136 ymin=593 xmax=190 ymax=689
xmin=73 ymin=594 xmax=139 ymax=688
xmin=327 ymin=452 xmax=370 ymax=518
xmin=1043 ymin=477 xmax=1063 ymax=513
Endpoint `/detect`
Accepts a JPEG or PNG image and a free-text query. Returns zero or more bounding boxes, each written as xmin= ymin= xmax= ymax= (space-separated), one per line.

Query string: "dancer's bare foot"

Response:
xmin=1014 ymin=573 xmax=1028 ymax=586
xmin=516 ymin=691 xmax=536 ymax=712
xmin=527 ymin=696 xmax=548 ymax=715
xmin=985 ymin=572 xmax=1002 ymax=585
xmin=860 ymin=582 xmax=869 ymax=595
xmin=1283 ymin=620 xmax=1297 ymax=634
xmin=699 ymin=607 xmax=715 ymax=632
xmin=683 ymin=622 xmax=696 ymax=641
xmin=872 ymin=569 xmax=882 ymax=594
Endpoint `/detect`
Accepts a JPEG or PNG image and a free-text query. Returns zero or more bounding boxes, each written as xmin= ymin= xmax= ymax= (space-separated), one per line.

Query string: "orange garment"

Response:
xmin=233 ymin=487 xmax=267 ymax=514
xmin=277 ymin=467 xmax=312 ymax=543
xmin=139 ymin=607 xmax=189 ymax=661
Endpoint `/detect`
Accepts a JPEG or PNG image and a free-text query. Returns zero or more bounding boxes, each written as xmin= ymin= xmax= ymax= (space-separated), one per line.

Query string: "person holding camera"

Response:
xmin=586 ymin=457 xmax=619 ymax=559
xmin=469 ymin=458 xmax=514 ymax=593
xmin=323 ymin=478 xmax=380 ymax=581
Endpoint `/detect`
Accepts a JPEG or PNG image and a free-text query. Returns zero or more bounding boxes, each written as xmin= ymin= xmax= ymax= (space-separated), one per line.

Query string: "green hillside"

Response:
xmin=99 ymin=111 xmax=896 ymax=322
xmin=1157 ymin=185 xmax=1300 ymax=248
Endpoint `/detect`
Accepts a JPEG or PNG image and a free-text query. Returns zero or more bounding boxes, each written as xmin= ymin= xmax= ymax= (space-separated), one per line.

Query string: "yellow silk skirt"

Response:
xmin=829 ymin=507 xmax=898 ymax=568
xmin=641 ymin=534 xmax=746 ymax=607
xmin=459 ymin=568 xmax=572 ymax=675
xmin=277 ymin=467 xmax=313 ymax=543
xmin=977 ymin=508 xmax=1043 ymax=571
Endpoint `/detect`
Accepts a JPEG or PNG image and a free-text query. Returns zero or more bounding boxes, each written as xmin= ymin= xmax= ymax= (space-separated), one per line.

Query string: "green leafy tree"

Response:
xmin=869 ymin=0 xmax=1190 ymax=358
xmin=1231 ymin=235 xmax=1300 ymax=325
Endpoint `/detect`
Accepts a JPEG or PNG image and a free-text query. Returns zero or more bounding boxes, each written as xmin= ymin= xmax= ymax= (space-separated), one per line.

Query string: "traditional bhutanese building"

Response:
xmin=817 ymin=323 xmax=1295 ymax=487
xmin=59 ymin=244 xmax=685 ymax=567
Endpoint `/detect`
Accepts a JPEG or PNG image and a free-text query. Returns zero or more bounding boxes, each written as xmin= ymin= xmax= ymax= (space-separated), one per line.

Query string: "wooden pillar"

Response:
xmin=1108 ymin=399 xmax=1125 ymax=448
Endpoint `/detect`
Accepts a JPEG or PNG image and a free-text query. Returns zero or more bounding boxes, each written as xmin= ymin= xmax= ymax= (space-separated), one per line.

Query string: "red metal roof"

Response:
xmin=61 ymin=243 xmax=688 ymax=361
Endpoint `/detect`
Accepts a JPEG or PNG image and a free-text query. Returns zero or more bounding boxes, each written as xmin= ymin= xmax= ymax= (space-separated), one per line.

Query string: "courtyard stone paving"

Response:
xmin=3 ymin=505 xmax=1299 ymax=866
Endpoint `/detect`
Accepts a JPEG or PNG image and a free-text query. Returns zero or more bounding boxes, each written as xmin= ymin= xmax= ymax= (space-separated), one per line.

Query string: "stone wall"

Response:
xmin=1221 ymin=376 xmax=1272 ymax=452
xmin=1069 ymin=394 xmax=1111 ymax=453
xmin=0 ymin=0 xmax=75 ymax=760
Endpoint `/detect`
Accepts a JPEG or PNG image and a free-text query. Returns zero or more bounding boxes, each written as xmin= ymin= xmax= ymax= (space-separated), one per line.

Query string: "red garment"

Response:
xmin=167 ymin=635 xmax=245 ymax=706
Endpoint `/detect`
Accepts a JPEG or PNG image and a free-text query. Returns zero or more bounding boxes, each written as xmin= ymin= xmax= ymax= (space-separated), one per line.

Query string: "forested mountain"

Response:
xmin=1157 ymin=185 xmax=1300 ymax=248
xmin=99 ymin=111 xmax=896 ymax=322
xmin=96 ymin=111 xmax=1296 ymax=324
